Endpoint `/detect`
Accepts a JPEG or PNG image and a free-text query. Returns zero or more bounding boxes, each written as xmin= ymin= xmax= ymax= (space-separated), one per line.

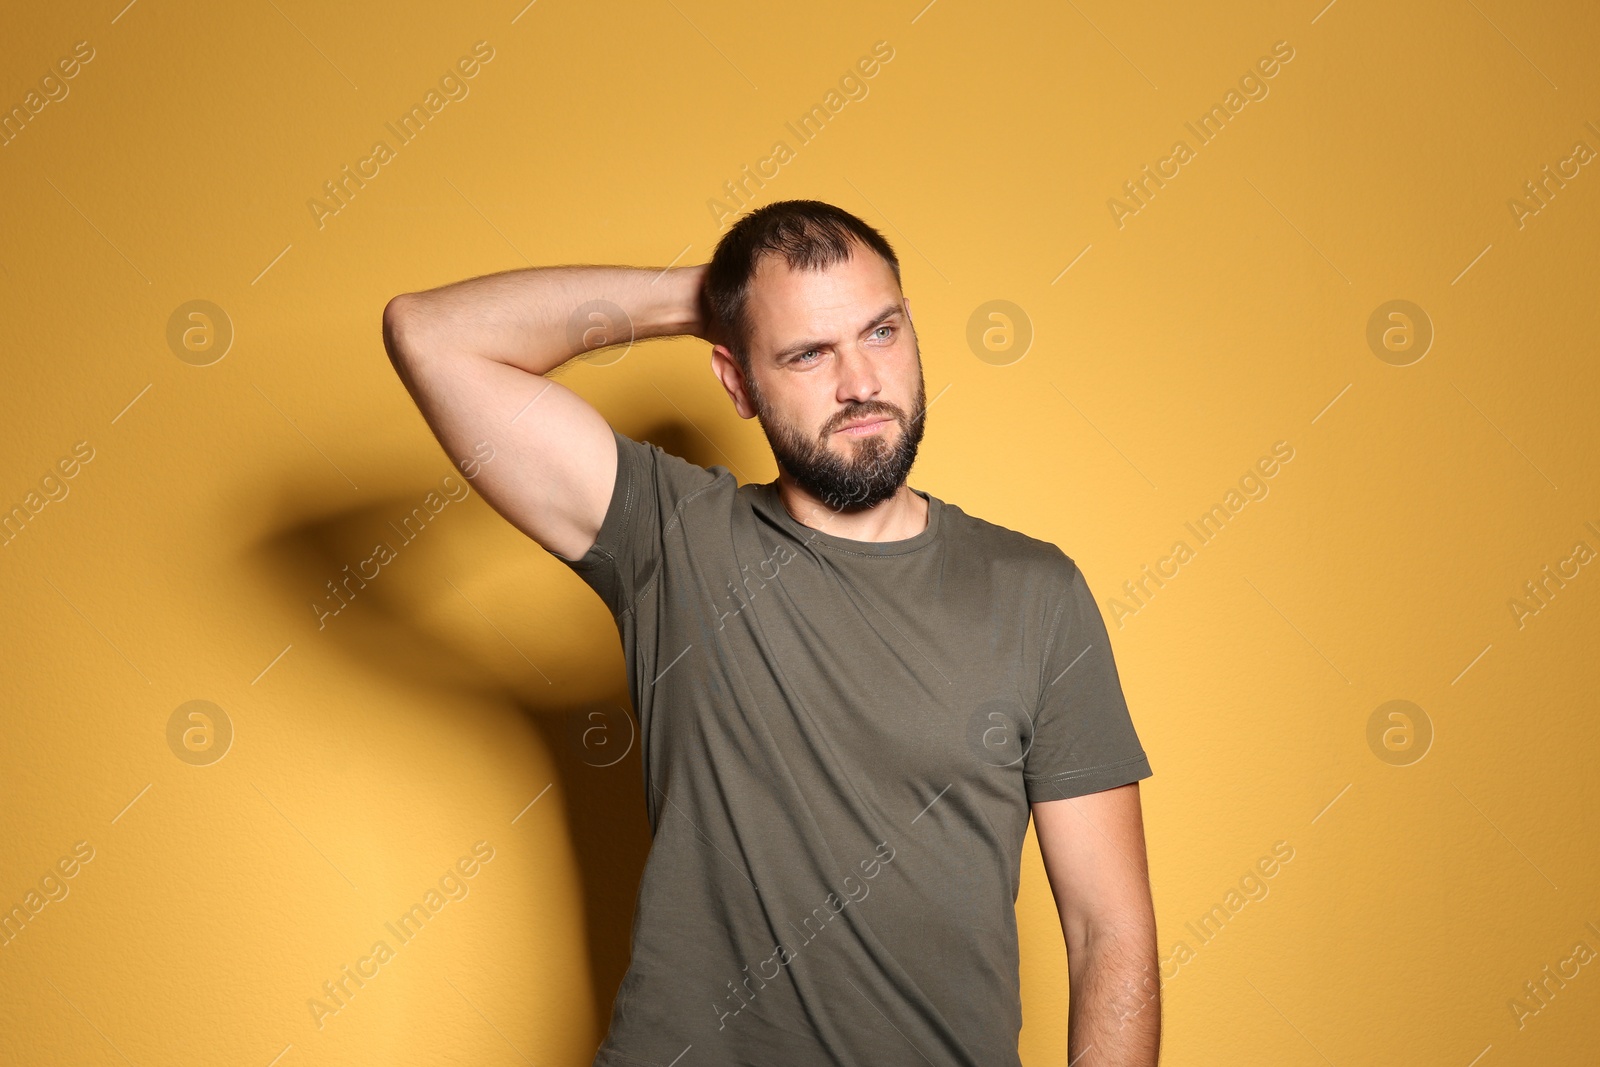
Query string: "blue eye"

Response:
xmin=873 ymin=325 xmax=893 ymax=340
xmin=796 ymin=350 xmax=820 ymax=363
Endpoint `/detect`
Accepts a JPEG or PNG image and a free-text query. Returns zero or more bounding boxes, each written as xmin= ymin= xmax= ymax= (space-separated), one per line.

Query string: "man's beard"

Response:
xmin=751 ymin=357 xmax=928 ymax=514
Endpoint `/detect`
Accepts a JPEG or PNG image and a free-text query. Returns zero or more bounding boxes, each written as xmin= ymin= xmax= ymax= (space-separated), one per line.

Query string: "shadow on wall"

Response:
xmin=241 ymin=417 xmax=736 ymax=1039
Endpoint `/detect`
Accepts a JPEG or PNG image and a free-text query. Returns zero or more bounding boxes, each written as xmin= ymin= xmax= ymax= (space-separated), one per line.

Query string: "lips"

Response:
xmin=836 ymin=416 xmax=891 ymax=433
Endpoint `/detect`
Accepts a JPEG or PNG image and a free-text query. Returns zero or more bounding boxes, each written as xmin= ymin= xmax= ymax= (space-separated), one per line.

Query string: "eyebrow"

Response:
xmin=771 ymin=302 xmax=904 ymax=364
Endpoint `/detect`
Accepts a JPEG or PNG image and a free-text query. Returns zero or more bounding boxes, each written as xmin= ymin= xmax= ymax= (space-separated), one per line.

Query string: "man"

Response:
xmin=382 ymin=200 xmax=1160 ymax=1066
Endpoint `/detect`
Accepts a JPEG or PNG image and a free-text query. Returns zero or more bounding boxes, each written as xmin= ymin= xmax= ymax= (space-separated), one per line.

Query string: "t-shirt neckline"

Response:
xmin=758 ymin=481 xmax=943 ymax=556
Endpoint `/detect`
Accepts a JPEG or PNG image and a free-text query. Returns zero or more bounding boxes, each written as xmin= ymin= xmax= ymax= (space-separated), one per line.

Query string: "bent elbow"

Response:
xmin=382 ymin=293 xmax=422 ymax=370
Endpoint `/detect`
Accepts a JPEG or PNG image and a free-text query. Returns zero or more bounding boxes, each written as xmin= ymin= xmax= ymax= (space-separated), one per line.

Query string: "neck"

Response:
xmin=775 ymin=476 xmax=928 ymax=543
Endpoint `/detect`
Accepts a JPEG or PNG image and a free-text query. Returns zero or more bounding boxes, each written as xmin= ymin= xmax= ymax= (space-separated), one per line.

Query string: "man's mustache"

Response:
xmin=826 ymin=404 xmax=903 ymax=435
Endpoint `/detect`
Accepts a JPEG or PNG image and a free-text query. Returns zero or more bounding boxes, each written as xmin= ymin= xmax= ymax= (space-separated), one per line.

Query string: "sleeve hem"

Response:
xmin=1024 ymin=753 xmax=1152 ymax=803
xmin=552 ymin=429 xmax=643 ymax=619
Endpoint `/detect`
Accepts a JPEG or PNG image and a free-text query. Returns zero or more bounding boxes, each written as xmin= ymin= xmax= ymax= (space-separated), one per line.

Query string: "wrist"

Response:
xmin=647 ymin=263 xmax=708 ymax=340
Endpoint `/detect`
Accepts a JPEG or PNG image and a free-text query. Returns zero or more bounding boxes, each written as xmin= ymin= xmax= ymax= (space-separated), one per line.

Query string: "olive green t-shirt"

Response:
xmin=558 ymin=429 xmax=1153 ymax=1067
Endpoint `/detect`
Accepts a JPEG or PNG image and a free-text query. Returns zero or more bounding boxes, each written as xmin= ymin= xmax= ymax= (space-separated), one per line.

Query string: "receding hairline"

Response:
xmin=707 ymin=201 xmax=904 ymax=367
xmin=741 ymin=244 xmax=906 ymax=362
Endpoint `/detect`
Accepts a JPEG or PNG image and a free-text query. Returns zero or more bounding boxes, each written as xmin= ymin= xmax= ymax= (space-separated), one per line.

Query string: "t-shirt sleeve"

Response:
xmin=1023 ymin=558 xmax=1153 ymax=803
xmin=553 ymin=428 xmax=721 ymax=618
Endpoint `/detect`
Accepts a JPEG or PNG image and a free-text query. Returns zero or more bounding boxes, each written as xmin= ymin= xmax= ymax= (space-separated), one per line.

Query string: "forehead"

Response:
xmin=743 ymin=244 xmax=901 ymax=351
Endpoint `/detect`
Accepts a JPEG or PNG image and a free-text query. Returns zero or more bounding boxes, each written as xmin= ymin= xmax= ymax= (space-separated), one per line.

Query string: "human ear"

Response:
xmin=709 ymin=344 xmax=759 ymax=420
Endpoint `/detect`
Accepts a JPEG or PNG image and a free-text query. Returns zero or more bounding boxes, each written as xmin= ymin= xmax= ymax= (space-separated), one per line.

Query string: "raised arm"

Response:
xmin=381 ymin=263 xmax=709 ymax=561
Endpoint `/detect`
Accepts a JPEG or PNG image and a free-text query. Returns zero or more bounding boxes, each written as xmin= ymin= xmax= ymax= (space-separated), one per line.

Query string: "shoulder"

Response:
xmin=617 ymin=429 xmax=737 ymax=501
xmin=937 ymin=496 xmax=1081 ymax=586
xmin=937 ymin=498 xmax=1097 ymax=655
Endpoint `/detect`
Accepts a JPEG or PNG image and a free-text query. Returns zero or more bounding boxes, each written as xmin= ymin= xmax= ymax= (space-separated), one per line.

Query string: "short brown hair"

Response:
xmin=706 ymin=200 xmax=901 ymax=376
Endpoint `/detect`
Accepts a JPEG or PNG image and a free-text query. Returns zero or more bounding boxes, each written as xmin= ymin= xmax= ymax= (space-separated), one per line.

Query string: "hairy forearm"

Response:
xmin=1067 ymin=924 xmax=1161 ymax=1066
xmin=384 ymin=263 xmax=708 ymax=376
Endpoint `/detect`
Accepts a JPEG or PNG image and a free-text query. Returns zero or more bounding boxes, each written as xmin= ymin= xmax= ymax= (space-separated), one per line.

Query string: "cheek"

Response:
xmin=891 ymin=360 xmax=924 ymax=410
xmin=766 ymin=382 xmax=830 ymax=435
xmin=804 ymin=402 xmax=839 ymax=439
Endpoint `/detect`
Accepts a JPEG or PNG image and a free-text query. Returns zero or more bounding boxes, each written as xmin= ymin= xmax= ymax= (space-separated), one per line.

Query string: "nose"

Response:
xmin=835 ymin=341 xmax=882 ymax=407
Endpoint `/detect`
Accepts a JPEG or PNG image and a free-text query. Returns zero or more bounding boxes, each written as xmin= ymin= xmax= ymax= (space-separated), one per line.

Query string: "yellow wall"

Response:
xmin=4 ymin=1 xmax=1598 ymax=1064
